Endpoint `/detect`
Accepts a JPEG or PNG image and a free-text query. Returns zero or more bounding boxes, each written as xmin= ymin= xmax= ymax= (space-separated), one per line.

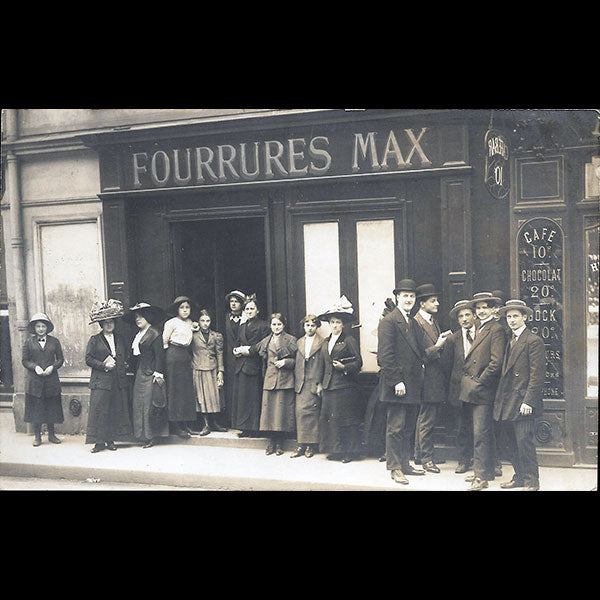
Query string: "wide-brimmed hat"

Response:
xmin=167 ymin=295 xmax=199 ymax=318
xmin=497 ymin=299 xmax=534 ymax=318
xmin=317 ymin=295 xmax=356 ymax=323
xmin=225 ymin=290 xmax=247 ymax=304
xmin=88 ymin=299 xmax=125 ymax=324
xmin=393 ymin=279 xmax=417 ymax=295
xmin=28 ymin=312 xmax=54 ymax=334
xmin=122 ymin=302 xmax=166 ymax=326
xmin=491 ymin=290 xmax=507 ymax=304
xmin=469 ymin=291 xmax=502 ymax=308
xmin=449 ymin=300 xmax=475 ymax=320
xmin=416 ymin=283 xmax=439 ymax=300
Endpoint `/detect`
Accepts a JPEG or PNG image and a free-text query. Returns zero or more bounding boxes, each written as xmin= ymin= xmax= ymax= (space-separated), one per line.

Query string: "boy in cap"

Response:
xmin=494 ymin=300 xmax=545 ymax=491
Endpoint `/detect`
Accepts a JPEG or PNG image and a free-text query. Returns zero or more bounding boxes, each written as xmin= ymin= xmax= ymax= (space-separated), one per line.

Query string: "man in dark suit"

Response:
xmin=443 ymin=300 xmax=477 ymax=474
xmin=460 ymin=292 xmax=507 ymax=490
xmin=377 ymin=279 xmax=426 ymax=485
xmin=494 ymin=299 xmax=545 ymax=491
xmin=412 ymin=283 xmax=450 ymax=473
xmin=222 ymin=290 xmax=246 ymax=428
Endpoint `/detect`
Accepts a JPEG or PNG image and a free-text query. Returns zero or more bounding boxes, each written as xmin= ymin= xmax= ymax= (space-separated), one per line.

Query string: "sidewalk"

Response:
xmin=0 ymin=409 xmax=596 ymax=491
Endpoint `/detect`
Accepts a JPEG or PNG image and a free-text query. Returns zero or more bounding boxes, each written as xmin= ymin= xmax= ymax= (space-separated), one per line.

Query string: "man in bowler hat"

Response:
xmin=494 ymin=300 xmax=544 ymax=491
xmin=412 ymin=284 xmax=451 ymax=473
xmin=377 ymin=279 xmax=426 ymax=485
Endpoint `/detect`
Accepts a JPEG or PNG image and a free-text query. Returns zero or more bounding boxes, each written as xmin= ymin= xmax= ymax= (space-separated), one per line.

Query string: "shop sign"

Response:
xmin=484 ymin=128 xmax=510 ymax=199
xmin=115 ymin=122 xmax=465 ymax=191
xmin=517 ymin=217 xmax=564 ymax=399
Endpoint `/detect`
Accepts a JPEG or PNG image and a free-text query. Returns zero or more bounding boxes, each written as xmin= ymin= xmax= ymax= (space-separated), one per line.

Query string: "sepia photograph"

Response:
xmin=0 ymin=107 xmax=598 ymax=492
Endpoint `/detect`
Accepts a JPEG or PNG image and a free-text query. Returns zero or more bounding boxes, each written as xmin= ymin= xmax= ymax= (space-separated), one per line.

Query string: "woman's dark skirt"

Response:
xmin=295 ymin=386 xmax=321 ymax=444
xmin=24 ymin=392 xmax=64 ymax=424
xmin=260 ymin=388 xmax=296 ymax=432
xmin=165 ymin=344 xmax=197 ymax=422
xmin=85 ymin=371 xmax=132 ymax=444
xmin=231 ymin=371 xmax=262 ymax=431
xmin=318 ymin=387 xmax=363 ymax=454
xmin=132 ymin=369 xmax=170 ymax=441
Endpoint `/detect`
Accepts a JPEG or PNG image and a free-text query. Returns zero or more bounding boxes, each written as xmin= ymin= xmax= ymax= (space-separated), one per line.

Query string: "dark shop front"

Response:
xmin=80 ymin=108 xmax=599 ymax=467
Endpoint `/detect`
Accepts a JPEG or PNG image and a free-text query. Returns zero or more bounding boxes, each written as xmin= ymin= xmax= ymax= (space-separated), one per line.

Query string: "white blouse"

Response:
xmin=163 ymin=317 xmax=193 ymax=349
xmin=132 ymin=325 xmax=150 ymax=356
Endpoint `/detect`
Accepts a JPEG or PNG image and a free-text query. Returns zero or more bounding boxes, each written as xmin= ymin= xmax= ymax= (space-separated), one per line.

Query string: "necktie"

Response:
xmin=466 ymin=330 xmax=473 ymax=345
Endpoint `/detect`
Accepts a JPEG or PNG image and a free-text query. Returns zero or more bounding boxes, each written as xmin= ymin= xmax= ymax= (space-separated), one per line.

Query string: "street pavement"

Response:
xmin=0 ymin=409 xmax=597 ymax=491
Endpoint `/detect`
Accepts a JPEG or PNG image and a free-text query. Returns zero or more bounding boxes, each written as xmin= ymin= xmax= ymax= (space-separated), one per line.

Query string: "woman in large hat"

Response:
xmin=84 ymin=299 xmax=133 ymax=453
xmin=163 ymin=295 xmax=199 ymax=438
xmin=316 ymin=296 xmax=364 ymax=463
xmin=22 ymin=312 xmax=65 ymax=446
xmin=230 ymin=294 xmax=271 ymax=437
xmin=124 ymin=302 xmax=169 ymax=448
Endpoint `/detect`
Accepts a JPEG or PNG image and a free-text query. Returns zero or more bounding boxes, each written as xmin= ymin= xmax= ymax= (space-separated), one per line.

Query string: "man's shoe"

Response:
xmin=275 ymin=443 xmax=284 ymax=456
xmin=48 ymin=434 xmax=62 ymax=444
xmin=455 ymin=463 xmax=470 ymax=474
xmin=91 ymin=443 xmax=105 ymax=453
xmin=33 ymin=435 xmax=42 ymax=447
xmin=468 ymin=477 xmax=489 ymax=491
xmin=391 ymin=469 xmax=409 ymax=485
xmin=500 ymin=478 xmax=524 ymax=489
xmin=106 ymin=441 xmax=117 ymax=451
xmin=403 ymin=465 xmax=426 ymax=476
xmin=423 ymin=460 xmax=440 ymax=473
xmin=290 ymin=446 xmax=305 ymax=458
xmin=341 ymin=456 xmax=353 ymax=464
xmin=265 ymin=441 xmax=275 ymax=455
xmin=304 ymin=446 xmax=315 ymax=458
xmin=142 ymin=439 xmax=154 ymax=448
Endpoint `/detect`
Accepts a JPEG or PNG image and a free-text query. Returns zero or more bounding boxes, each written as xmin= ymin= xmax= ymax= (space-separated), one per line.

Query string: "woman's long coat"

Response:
xmin=22 ymin=335 xmax=64 ymax=399
xmin=84 ymin=332 xmax=132 ymax=443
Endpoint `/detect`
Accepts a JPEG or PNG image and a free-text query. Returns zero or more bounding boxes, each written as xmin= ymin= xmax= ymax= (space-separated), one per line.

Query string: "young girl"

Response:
xmin=292 ymin=314 xmax=325 ymax=458
xmin=22 ymin=312 xmax=64 ymax=446
xmin=255 ymin=313 xmax=297 ymax=455
xmin=163 ymin=296 xmax=198 ymax=438
xmin=191 ymin=309 xmax=227 ymax=435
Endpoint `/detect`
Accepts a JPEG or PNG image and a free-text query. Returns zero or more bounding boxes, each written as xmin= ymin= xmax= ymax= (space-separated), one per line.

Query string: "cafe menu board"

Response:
xmin=517 ymin=217 xmax=564 ymax=400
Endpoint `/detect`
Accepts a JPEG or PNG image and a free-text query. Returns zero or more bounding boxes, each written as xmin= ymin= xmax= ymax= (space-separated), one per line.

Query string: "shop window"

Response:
xmin=585 ymin=218 xmax=599 ymax=398
xmin=356 ymin=219 xmax=395 ymax=372
xmin=303 ymin=221 xmax=340 ymax=335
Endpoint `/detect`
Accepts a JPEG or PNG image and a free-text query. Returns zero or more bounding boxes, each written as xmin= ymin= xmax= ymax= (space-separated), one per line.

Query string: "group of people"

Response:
xmin=21 ymin=279 xmax=545 ymax=491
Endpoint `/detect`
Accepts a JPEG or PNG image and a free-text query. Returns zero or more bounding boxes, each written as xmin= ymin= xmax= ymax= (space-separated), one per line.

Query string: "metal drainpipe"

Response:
xmin=4 ymin=109 xmax=29 ymax=395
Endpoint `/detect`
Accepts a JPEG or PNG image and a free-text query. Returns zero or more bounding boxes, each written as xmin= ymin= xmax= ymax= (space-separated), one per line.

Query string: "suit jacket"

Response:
xmin=22 ymin=335 xmax=64 ymax=398
xmin=191 ymin=329 xmax=224 ymax=372
xmin=377 ymin=308 xmax=425 ymax=404
xmin=85 ymin=332 xmax=130 ymax=391
xmin=494 ymin=327 xmax=545 ymax=421
xmin=224 ymin=314 xmax=241 ymax=362
xmin=459 ymin=318 xmax=507 ymax=405
xmin=320 ymin=331 xmax=362 ymax=391
xmin=235 ymin=317 xmax=271 ymax=377
xmin=255 ymin=331 xmax=297 ymax=390
xmin=131 ymin=326 xmax=166 ymax=376
xmin=294 ymin=333 xmax=325 ymax=394
xmin=413 ymin=311 xmax=446 ymax=404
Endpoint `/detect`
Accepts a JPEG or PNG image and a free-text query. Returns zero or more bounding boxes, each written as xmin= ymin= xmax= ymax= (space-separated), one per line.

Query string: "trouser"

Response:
xmin=456 ymin=402 xmax=474 ymax=466
xmin=491 ymin=418 xmax=504 ymax=466
xmin=414 ymin=402 xmax=439 ymax=463
xmin=462 ymin=402 xmax=495 ymax=480
xmin=500 ymin=417 xmax=539 ymax=486
xmin=385 ymin=403 xmax=420 ymax=471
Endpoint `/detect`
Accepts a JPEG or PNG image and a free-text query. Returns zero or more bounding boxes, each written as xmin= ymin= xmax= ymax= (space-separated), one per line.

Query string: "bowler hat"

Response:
xmin=225 ymin=290 xmax=247 ymax=304
xmin=28 ymin=312 xmax=54 ymax=334
xmin=167 ymin=295 xmax=199 ymax=318
xmin=497 ymin=299 xmax=534 ymax=318
xmin=449 ymin=300 xmax=475 ymax=320
xmin=88 ymin=299 xmax=125 ymax=324
xmin=393 ymin=279 xmax=417 ymax=295
xmin=416 ymin=283 xmax=439 ymax=300
xmin=469 ymin=291 xmax=502 ymax=308
xmin=122 ymin=302 xmax=166 ymax=327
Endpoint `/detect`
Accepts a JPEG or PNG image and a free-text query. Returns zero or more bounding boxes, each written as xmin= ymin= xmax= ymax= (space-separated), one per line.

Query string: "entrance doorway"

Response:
xmin=171 ymin=218 xmax=268 ymax=333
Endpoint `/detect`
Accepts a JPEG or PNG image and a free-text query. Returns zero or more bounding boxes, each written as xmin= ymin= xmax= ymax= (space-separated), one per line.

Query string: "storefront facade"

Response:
xmin=1 ymin=108 xmax=598 ymax=467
